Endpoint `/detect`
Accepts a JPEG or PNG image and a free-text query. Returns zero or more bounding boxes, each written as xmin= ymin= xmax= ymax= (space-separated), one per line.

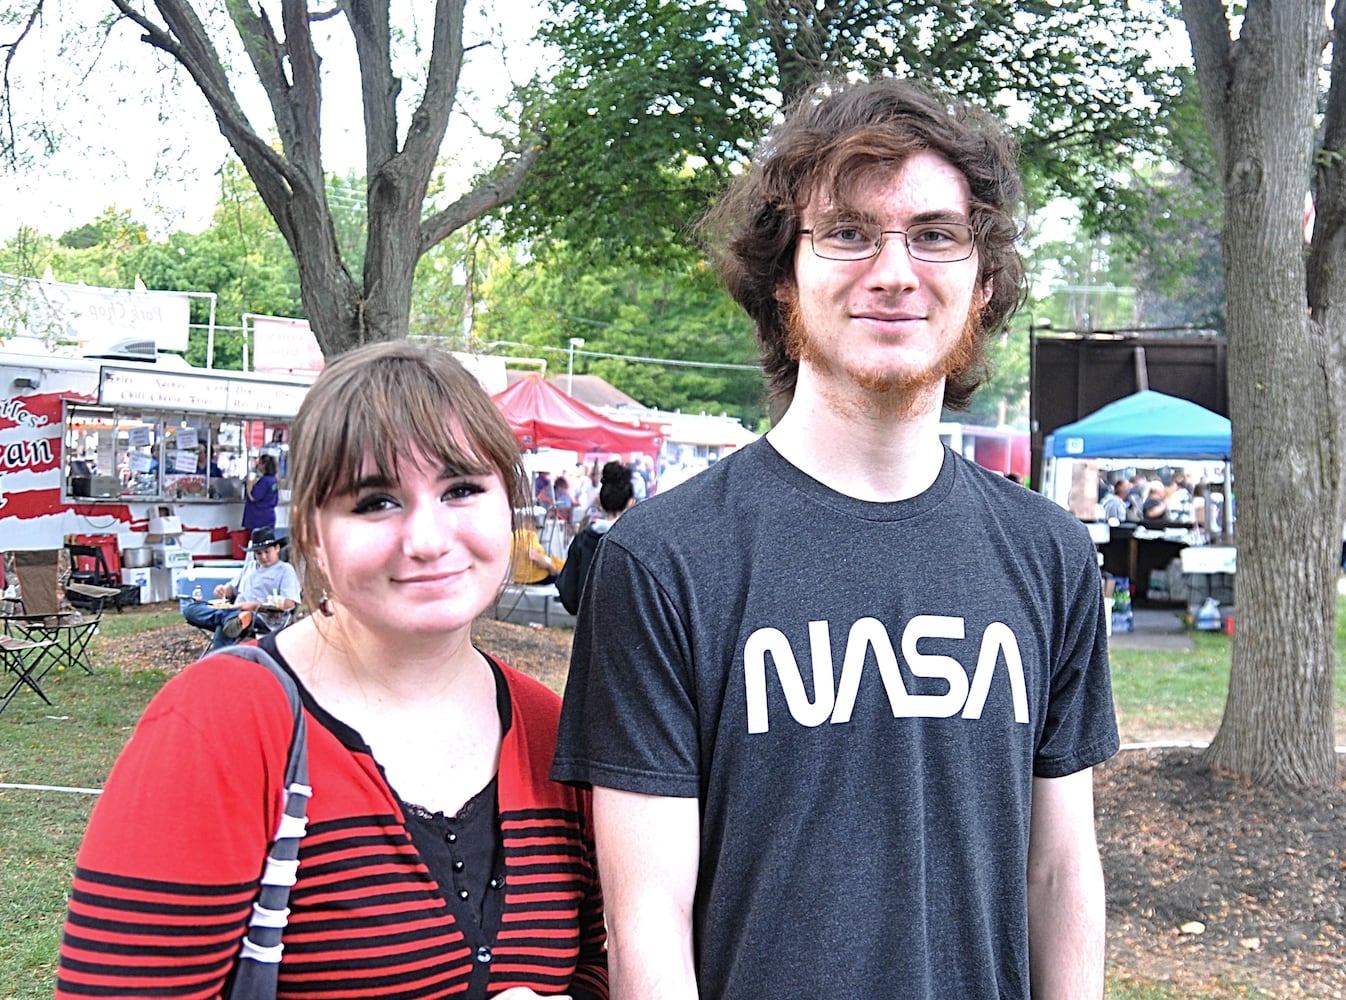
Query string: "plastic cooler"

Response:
xmin=174 ymin=562 xmax=245 ymax=613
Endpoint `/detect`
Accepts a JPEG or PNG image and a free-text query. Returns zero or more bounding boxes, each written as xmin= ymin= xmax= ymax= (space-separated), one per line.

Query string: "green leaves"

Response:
xmin=506 ymin=0 xmax=1182 ymax=259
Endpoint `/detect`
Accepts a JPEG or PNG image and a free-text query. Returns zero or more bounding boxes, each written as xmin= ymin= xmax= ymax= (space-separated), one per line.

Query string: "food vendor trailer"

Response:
xmin=1 ymin=346 xmax=311 ymax=599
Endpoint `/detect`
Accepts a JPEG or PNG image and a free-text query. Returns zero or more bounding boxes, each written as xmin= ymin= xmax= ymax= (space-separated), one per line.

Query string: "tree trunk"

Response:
xmin=1182 ymin=0 xmax=1342 ymax=786
xmin=112 ymin=0 xmax=535 ymax=360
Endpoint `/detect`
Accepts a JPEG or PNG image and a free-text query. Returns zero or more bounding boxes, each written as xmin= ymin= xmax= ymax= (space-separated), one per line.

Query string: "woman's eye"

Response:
xmin=444 ymin=480 xmax=488 ymax=501
xmin=352 ymin=494 xmax=398 ymax=515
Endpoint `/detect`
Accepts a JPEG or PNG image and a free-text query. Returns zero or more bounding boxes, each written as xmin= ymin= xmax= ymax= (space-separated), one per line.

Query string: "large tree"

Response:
xmin=1180 ymin=1 xmax=1346 ymax=786
xmin=8 ymin=1 xmax=542 ymax=356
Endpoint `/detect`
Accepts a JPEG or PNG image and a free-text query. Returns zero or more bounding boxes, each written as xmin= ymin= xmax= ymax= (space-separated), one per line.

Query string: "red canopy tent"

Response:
xmin=492 ymin=375 xmax=663 ymax=460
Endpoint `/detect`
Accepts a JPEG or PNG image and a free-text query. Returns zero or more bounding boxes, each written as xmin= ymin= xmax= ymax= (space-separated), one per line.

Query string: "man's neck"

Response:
xmin=767 ymin=378 xmax=946 ymax=502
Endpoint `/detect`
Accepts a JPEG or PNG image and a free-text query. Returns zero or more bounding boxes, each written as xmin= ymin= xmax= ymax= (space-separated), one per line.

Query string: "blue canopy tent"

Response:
xmin=1044 ymin=390 xmax=1231 ymax=460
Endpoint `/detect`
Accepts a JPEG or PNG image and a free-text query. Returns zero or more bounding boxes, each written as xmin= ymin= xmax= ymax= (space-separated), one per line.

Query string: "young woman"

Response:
xmin=56 ymin=342 xmax=607 ymax=1000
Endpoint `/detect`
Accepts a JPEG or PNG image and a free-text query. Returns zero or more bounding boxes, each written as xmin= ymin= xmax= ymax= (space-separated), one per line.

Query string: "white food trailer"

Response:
xmin=1 ymin=345 xmax=311 ymax=602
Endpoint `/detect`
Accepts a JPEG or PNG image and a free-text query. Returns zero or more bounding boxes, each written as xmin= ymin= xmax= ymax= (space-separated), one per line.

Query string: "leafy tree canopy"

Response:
xmin=474 ymin=250 xmax=767 ymax=427
xmin=505 ymin=0 xmax=1184 ymax=259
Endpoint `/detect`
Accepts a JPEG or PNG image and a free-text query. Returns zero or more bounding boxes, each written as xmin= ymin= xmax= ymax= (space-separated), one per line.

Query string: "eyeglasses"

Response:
xmin=799 ymin=221 xmax=976 ymax=263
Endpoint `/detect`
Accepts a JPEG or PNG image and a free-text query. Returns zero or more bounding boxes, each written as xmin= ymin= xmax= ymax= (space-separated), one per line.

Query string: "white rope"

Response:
xmin=0 ymin=782 xmax=102 ymax=794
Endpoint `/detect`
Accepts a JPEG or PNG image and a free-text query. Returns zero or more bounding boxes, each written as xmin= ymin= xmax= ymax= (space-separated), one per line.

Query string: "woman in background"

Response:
xmin=56 ymin=341 xmax=607 ymax=1000
xmin=555 ymin=461 xmax=635 ymax=616
xmin=242 ymin=453 xmax=280 ymax=532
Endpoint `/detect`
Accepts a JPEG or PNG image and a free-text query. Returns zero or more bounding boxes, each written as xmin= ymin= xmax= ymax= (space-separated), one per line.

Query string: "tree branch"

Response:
xmin=1309 ymin=1 xmax=1346 ymax=313
xmin=419 ymin=141 xmax=542 ymax=251
xmin=1 ymin=0 xmax=44 ymax=169
xmin=341 ymin=0 xmax=399 ymax=171
xmin=399 ymin=0 xmax=465 ymax=182
xmin=111 ymin=0 xmax=300 ymax=204
xmin=1179 ymin=0 xmax=1235 ymax=178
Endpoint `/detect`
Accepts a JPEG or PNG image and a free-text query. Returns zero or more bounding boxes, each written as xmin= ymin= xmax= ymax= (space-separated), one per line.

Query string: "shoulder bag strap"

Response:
xmin=221 ymin=643 xmax=311 ymax=1000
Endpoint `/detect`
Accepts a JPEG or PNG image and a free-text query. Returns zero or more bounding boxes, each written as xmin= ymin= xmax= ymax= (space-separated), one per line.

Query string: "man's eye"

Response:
xmin=823 ymin=225 xmax=872 ymax=244
xmin=910 ymin=227 xmax=955 ymax=244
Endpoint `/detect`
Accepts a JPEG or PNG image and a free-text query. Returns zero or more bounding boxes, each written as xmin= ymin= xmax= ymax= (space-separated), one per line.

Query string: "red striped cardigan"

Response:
xmin=56 ymin=648 xmax=607 ymax=999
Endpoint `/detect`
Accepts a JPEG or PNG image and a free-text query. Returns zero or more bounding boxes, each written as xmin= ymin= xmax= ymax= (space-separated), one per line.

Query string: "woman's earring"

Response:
xmin=318 ymin=592 xmax=335 ymax=617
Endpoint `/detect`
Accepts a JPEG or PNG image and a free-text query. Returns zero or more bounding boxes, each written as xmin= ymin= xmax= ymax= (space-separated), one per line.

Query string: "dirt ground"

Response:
xmin=103 ymin=612 xmax=1346 ymax=999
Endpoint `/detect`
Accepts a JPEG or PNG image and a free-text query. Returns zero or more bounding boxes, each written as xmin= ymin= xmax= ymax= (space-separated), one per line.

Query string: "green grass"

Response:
xmin=1110 ymin=594 xmax=1346 ymax=741
xmin=1106 ymin=984 xmax=1273 ymax=1000
xmin=0 ymin=791 xmax=95 ymax=1000
xmin=4 ymin=600 xmax=1344 ymax=999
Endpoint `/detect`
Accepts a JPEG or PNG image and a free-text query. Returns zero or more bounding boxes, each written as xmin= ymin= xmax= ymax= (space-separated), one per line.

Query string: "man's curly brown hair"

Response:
xmin=699 ymin=77 xmax=1025 ymax=415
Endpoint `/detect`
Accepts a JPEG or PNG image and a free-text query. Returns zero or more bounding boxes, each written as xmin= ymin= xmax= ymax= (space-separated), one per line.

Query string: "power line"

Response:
xmin=478 ymin=339 xmax=760 ymax=372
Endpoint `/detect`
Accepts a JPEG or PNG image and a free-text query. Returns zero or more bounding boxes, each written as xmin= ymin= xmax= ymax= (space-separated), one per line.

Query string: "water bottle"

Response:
xmin=1112 ymin=577 xmax=1133 ymax=633
xmin=1196 ymin=596 xmax=1222 ymax=631
xmin=192 ymin=585 xmax=203 ymax=602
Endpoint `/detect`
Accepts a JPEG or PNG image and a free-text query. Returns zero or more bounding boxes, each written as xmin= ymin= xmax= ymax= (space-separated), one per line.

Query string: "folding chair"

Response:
xmin=1 ymin=550 xmax=103 ymax=677
xmin=188 ymin=603 xmax=294 ymax=657
xmin=0 ymin=634 xmax=56 ymax=716
xmin=66 ymin=543 xmax=135 ymax=612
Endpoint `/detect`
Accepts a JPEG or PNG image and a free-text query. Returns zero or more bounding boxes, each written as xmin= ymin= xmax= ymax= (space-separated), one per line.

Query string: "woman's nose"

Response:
xmin=403 ymin=498 xmax=451 ymax=556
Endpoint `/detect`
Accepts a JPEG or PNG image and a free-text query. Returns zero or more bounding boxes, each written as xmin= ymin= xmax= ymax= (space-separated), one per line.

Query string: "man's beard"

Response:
xmin=780 ymin=286 xmax=983 ymax=416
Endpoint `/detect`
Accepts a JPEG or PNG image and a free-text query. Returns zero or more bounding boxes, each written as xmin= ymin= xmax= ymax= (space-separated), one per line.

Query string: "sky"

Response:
xmin=0 ymin=2 xmax=545 ymax=242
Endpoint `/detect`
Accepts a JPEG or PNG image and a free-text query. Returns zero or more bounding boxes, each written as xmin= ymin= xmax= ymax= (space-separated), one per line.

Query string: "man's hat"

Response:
xmin=246 ymin=526 xmax=283 ymax=551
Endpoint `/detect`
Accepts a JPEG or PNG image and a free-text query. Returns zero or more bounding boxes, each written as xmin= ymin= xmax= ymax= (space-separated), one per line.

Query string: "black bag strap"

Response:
xmin=221 ymin=643 xmax=311 ymax=1000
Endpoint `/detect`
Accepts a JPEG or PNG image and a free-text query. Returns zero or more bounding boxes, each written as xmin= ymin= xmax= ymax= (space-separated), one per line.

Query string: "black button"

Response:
xmin=446 ymin=831 xmax=457 ymax=843
xmin=489 ymin=876 xmax=503 ymax=890
xmin=453 ymin=860 xmax=464 ymax=871
xmin=458 ymin=889 xmax=469 ymax=900
xmin=476 ymin=946 xmax=492 ymax=964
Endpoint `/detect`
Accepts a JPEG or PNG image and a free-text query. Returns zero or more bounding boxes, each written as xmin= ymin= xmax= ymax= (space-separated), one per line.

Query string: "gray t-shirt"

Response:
xmin=553 ymin=439 xmax=1118 ymax=999
xmin=232 ymin=558 xmax=301 ymax=606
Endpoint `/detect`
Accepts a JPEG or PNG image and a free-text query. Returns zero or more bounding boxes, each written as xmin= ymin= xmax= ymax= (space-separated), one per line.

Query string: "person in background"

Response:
xmin=552 ymin=475 xmax=575 ymax=539
xmin=534 ymin=471 xmax=554 ymax=507
xmin=181 ymin=525 xmax=300 ymax=649
xmin=58 ymin=341 xmax=607 ymax=999
xmin=552 ymin=76 xmax=1115 ymax=999
xmin=556 ymin=461 xmax=636 ymax=616
xmin=194 ymin=445 xmax=224 ymax=480
xmin=243 ymin=453 xmax=280 ymax=532
xmin=571 ymin=463 xmax=601 ymax=532
xmin=1101 ymin=479 xmax=1130 ymax=523
xmin=1141 ymin=479 xmax=1170 ymax=523
xmin=624 ymin=462 xmax=646 ymax=502
xmin=511 ymin=512 xmax=565 ymax=586
xmin=1124 ymin=473 xmax=1147 ymax=520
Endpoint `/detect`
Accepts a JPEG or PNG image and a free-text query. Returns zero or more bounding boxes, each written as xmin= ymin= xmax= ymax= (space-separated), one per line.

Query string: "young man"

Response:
xmin=182 ymin=525 xmax=300 ymax=648
xmin=553 ymin=77 xmax=1118 ymax=999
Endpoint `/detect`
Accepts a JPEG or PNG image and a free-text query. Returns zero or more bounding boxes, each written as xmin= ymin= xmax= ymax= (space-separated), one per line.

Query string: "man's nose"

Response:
xmin=866 ymin=233 xmax=921 ymax=288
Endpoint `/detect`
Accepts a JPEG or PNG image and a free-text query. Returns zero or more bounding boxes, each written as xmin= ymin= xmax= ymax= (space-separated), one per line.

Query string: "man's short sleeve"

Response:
xmin=552 ymin=536 xmax=701 ymax=798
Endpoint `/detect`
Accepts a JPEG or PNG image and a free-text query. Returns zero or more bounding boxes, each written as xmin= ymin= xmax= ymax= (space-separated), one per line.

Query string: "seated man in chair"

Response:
xmin=182 ymin=527 xmax=300 ymax=650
